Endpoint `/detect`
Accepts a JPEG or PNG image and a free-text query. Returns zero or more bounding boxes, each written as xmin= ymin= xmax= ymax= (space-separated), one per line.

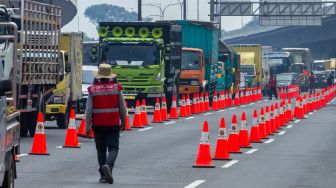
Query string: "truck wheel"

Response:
xmin=56 ymin=113 xmax=69 ymax=129
xmin=1 ymin=153 xmax=14 ymax=188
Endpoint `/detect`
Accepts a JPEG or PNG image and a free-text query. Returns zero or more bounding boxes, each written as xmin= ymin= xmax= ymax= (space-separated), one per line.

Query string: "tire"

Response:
xmin=28 ymin=111 xmax=38 ymax=137
xmin=1 ymin=153 xmax=14 ymax=188
xmin=56 ymin=105 xmax=70 ymax=129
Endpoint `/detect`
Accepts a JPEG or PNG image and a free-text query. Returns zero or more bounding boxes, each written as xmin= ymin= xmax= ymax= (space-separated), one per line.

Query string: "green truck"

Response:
xmin=217 ymin=41 xmax=240 ymax=92
xmin=166 ymin=20 xmax=219 ymax=98
xmin=92 ymin=22 xmax=182 ymax=109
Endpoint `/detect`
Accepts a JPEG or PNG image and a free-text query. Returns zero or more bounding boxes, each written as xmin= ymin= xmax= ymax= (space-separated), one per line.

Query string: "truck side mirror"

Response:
xmin=0 ymin=79 xmax=11 ymax=96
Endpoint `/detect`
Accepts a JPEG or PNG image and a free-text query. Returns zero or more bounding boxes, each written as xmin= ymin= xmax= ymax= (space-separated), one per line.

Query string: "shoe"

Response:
xmin=102 ymin=164 xmax=113 ymax=184
xmin=99 ymin=176 xmax=108 ymax=183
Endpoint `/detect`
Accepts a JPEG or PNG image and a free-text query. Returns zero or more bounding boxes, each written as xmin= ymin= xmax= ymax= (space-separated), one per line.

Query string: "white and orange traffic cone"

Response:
xmin=193 ymin=121 xmax=215 ymax=168
xmin=239 ymin=112 xmax=252 ymax=148
xmin=213 ymin=117 xmax=232 ymax=160
xmin=228 ymin=114 xmax=243 ymax=154
xmin=63 ymin=109 xmax=80 ymax=148
xmin=30 ymin=112 xmax=49 ymax=155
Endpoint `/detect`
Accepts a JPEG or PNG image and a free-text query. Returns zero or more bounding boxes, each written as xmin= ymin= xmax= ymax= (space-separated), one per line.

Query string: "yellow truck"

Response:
xmin=46 ymin=32 xmax=83 ymax=128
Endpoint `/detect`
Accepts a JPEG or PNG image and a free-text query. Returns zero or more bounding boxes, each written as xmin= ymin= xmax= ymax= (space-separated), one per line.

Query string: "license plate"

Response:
xmin=124 ymin=95 xmax=136 ymax=100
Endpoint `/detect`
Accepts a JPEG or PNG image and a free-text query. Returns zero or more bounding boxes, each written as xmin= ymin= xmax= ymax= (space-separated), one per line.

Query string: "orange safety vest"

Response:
xmin=88 ymin=82 xmax=122 ymax=127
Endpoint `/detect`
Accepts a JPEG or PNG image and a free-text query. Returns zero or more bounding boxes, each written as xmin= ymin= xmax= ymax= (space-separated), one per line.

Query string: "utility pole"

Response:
xmin=138 ymin=0 xmax=142 ymax=21
xmin=183 ymin=0 xmax=187 ymax=20
xmin=210 ymin=0 xmax=214 ymax=21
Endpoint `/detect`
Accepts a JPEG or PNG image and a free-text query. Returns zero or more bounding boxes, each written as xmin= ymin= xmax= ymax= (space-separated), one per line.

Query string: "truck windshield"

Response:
xmin=181 ymin=51 xmax=201 ymax=70
xmin=292 ymin=64 xmax=303 ymax=74
xmin=312 ymin=63 xmax=325 ymax=71
xmin=101 ymin=43 xmax=159 ymax=66
xmin=240 ymin=65 xmax=255 ymax=76
xmin=276 ymin=74 xmax=293 ymax=81
xmin=82 ymin=70 xmax=95 ymax=84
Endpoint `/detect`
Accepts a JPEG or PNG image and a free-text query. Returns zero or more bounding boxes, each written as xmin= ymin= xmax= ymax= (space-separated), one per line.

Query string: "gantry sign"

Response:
xmin=211 ymin=0 xmax=336 ymax=26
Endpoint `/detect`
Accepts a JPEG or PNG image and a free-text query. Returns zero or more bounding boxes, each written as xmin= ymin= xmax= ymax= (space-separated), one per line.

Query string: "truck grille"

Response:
xmin=179 ymin=78 xmax=198 ymax=85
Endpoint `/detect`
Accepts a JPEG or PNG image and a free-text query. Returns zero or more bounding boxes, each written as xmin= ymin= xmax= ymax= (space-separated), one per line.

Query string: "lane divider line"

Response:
xmin=221 ymin=160 xmax=239 ymax=168
xmin=304 ymin=115 xmax=308 ymax=118
xmin=184 ymin=180 xmax=206 ymax=188
xmin=56 ymin=146 xmax=63 ymax=149
xmin=278 ymin=131 xmax=286 ymax=135
xmin=185 ymin=117 xmax=195 ymax=120
xmin=240 ymin=105 xmax=246 ymax=107
xmin=246 ymin=149 xmax=258 ymax=154
xmin=203 ymin=112 xmax=213 ymax=116
xmin=17 ymin=153 xmax=28 ymax=157
xmin=138 ymin=127 xmax=153 ymax=132
xmin=249 ymin=103 xmax=255 ymax=105
xmin=294 ymin=120 xmax=301 ymax=123
xmin=264 ymin=139 xmax=275 ymax=144
xmin=218 ymin=109 xmax=226 ymax=112
xmin=165 ymin=121 xmax=176 ymax=125
xmin=230 ymin=107 xmax=236 ymax=110
xmin=309 ymin=112 xmax=313 ymax=115
xmin=286 ymin=125 xmax=293 ymax=129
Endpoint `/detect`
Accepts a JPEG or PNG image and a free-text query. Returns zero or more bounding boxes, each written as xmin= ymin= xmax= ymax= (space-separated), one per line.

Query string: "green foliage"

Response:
xmin=84 ymin=4 xmax=152 ymax=25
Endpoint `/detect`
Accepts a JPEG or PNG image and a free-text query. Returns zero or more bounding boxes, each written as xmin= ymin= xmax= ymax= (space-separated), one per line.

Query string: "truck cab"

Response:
xmin=240 ymin=64 xmax=256 ymax=87
xmin=179 ymin=48 xmax=205 ymax=94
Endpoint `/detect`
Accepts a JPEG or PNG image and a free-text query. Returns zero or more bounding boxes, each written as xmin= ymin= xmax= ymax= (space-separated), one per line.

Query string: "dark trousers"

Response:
xmin=93 ymin=127 xmax=120 ymax=173
xmin=269 ymin=87 xmax=278 ymax=100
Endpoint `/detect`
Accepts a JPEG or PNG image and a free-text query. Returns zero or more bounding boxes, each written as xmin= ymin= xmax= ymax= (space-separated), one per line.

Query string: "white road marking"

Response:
xmin=264 ymin=99 xmax=268 ymax=102
xmin=184 ymin=180 xmax=206 ymax=188
xmin=246 ymin=149 xmax=258 ymax=154
xmin=257 ymin=101 xmax=261 ymax=103
xmin=304 ymin=115 xmax=308 ymax=118
xmin=240 ymin=105 xmax=246 ymax=107
xmin=185 ymin=117 xmax=195 ymax=120
xmin=165 ymin=121 xmax=176 ymax=125
xmin=219 ymin=109 xmax=226 ymax=112
xmin=264 ymin=139 xmax=275 ymax=144
xmin=294 ymin=120 xmax=301 ymax=123
xmin=203 ymin=112 xmax=213 ymax=116
xmin=286 ymin=124 xmax=293 ymax=129
xmin=138 ymin=127 xmax=153 ymax=132
xmin=278 ymin=131 xmax=286 ymax=135
xmin=249 ymin=102 xmax=255 ymax=105
xmin=309 ymin=112 xmax=313 ymax=115
xmin=230 ymin=107 xmax=236 ymax=110
xmin=221 ymin=160 xmax=239 ymax=168
xmin=56 ymin=146 xmax=63 ymax=149
xmin=17 ymin=153 xmax=28 ymax=157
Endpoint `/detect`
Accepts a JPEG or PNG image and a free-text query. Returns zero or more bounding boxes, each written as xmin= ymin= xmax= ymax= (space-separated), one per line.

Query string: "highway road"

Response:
xmin=15 ymin=97 xmax=336 ymax=188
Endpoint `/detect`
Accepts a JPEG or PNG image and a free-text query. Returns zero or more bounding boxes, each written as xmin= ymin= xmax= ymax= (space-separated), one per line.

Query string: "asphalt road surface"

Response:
xmin=15 ymin=97 xmax=336 ymax=188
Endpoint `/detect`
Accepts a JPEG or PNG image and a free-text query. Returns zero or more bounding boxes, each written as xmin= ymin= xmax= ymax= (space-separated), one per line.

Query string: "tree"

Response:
xmin=84 ymin=4 xmax=152 ymax=25
xmin=83 ymin=33 xmax=96 ymax=42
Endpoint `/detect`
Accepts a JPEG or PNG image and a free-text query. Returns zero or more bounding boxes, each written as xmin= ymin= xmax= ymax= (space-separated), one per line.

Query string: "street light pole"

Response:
xmin=142 ymin=3 xmax=162 ymax=20
xmin=176 ymin=0 xmax=183 ymax=19
xmin=138 ymin=0 xmax=142 ymax=21
xmin=162 ymin=3 xmax=181 ymax=20
xmin=183 ymin=0 xmax=187 ymax=20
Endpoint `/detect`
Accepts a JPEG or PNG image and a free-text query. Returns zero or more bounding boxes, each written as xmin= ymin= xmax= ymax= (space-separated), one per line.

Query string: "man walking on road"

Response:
xmin=268 ymin=74 xmax=278 ymax=100
xmin=308 ymin=71 xmax=316 ymax=94
xmin=85 ymin=63 xmax=126 ymax=184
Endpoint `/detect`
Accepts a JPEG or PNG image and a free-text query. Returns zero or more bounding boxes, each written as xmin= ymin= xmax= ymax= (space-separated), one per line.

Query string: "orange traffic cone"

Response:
xmin=204 ymin=92 xmax=210 ymax=111
xmin=228 ymin=114 xmax=242 ymax=154
xmin=196 ymin=93 xmax=201 ymax=113
xmin=279 ymin=102 xmax=285 ymax=127
xmin=193 ymin=121 xmax=215 ymax=168
xmin=63 ymin=109 xmax=80 ymax=148
xmin=250 ymin=110 xmax=262 ymax=143
xmin=30 ymin=112 xmax=49 ymax=155
xmin=141 ymin=99 xmax=149 ymax=126
xmin=239 ymin=112 xmax=252 ymax=148
xmin=132 ymin=100 xmax=143 ymax=128
xmin=218 ymin=91 xmax=224 ymax=109
xmin=169 ymin=95 xmax=178 ymax=119
xmin=14 ymin=154 xmax=20 ymax=162
xmin=213 ymin=117 xmax=232 ymax=160
xmin=287 ymin=99 xmax=293 ymax=121
xmin=124 ymin=101 xmax=132 ymax=130
xmin=88 ymin=128 xmax=95 ymax=138
xmin=228 ymin=91 xmax=233 ymax=106
xmin=186 ymin=94 xmax=192 ymax=116
xmin=161 ymin=96 xmax=169 ymax=121
xmin=265 ymin=106 xmax=273 ymax=136
xmin=212 ymin=91 xmax=219 ymax=111
xmin=270 ymin=105 xmax=277 ymax=134
xmin=298 ymin=97 xmax=305 ymax=119
xmin=152 ymin=97 xmax=163 ymax=123
xmin=294 ymin=97 xmax=299 ymax=118
xmin=199 ymin=92 xmax=205 ymax=113
xmin=77 ymin=118 xmax=88 ymax=138
xmin=259 ymin=108 xmax=268 ymax=139
xmin=179 ymin=95 xmax=187 ymax=117
xmin=234 ymin=89 xmax=240 ymax=106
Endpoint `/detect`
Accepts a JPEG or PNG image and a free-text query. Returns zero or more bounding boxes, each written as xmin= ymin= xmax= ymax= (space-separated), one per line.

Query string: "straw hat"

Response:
xmin=93 ymin=63 xmax=116 ymax=79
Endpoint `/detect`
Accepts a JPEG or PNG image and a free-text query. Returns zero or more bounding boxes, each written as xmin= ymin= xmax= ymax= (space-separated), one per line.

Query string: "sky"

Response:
xmin=62 ymin=0 xmax=252 ymax=38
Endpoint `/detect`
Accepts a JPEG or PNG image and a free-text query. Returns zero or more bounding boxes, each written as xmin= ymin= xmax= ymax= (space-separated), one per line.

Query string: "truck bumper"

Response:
xmin=179 ymin=85 xmax=200 ymax=94
xmin=46 ymin=104 xmax=66 ymax=114
xmin=77 ymin=98 xmax=88 ymax=114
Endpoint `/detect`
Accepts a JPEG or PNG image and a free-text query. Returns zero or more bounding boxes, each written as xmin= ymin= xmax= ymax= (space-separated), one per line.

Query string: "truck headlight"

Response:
xmin=190 ymin=80 xmax=200 ymax=86
xmin=155 ymin=73 xmax=161 ymax=81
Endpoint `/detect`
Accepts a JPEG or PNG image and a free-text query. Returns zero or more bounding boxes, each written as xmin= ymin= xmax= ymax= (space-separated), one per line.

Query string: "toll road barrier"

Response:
xmin=30 ymin=112 xmax=49 ymax=155
xmin=63 ymin=109 xmax=80 ymax=148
